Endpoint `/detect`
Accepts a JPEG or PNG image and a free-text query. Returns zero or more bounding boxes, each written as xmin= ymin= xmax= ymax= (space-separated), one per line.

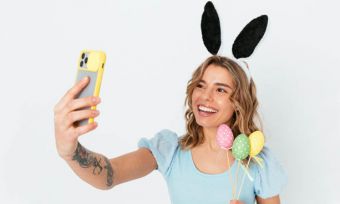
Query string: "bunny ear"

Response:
xmin=232 ymin=15 xmax=268 ymax=59
xmin=201 ymin=1 xmax=221 ymax=55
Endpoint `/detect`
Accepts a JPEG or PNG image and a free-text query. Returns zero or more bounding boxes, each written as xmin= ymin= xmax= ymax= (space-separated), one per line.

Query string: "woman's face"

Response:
xmin=192 ymin=64 xmax=235 ymax=129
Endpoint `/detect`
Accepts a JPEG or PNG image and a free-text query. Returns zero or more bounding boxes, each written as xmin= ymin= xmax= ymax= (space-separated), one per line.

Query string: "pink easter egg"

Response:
xmin=216 ymin=124 xmax=234 ymax=149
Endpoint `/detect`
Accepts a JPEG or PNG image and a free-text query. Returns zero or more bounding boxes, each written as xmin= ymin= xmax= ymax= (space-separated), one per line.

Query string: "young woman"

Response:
xmin=54 ymin=56 xmax=286 ymax=204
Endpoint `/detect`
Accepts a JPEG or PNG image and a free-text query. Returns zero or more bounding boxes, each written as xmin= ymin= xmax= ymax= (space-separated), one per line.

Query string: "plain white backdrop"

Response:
xmin=0 ymin=0 xmax=339 ymax=203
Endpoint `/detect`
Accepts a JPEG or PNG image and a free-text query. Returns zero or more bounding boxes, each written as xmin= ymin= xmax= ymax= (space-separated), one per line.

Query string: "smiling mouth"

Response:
xmin=197 ymin=105 xmax=218 ymax=114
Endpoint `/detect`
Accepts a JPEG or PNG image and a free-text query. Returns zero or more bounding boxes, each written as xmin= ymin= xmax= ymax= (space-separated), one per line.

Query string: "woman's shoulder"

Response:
xmin=255 ymin=146 xmax=279 ymax=162
xmin=250 ymin=146 xmax=287 ymax=199
xmin=138 ymin=129 xmax=179 ymax=146
xmin=155 ymin=129 xmax=180 ymax=141
xmin=250 ymin=146 xmax=285 ymax=174
xmin=137 ymin=129 xmax=180 ymax=176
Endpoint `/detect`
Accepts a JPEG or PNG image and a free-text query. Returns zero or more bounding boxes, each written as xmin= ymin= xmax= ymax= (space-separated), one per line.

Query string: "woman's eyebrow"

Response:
xmin=215 ymin=82 xmax=232 ymax=89
xmin=200 ymin=80 xmax=232 ymax=89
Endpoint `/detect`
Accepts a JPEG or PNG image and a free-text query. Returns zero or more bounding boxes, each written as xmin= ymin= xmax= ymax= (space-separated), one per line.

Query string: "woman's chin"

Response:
xmin=196 ymin=121 xmax=218 ymax=129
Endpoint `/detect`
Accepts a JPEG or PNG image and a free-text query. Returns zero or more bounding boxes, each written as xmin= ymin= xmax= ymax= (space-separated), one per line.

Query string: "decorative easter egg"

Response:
xmin=216 ymin=124 xmax=234 ymax=149
xmin=249 ymin=131 xmax=264 ymax=157
xmin=232 ymin=134 xmax=250 ymax=160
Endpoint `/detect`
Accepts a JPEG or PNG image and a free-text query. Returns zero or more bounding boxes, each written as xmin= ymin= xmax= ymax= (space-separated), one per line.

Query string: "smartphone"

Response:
xmin=74 ymin=50 xmax=106 ymax=127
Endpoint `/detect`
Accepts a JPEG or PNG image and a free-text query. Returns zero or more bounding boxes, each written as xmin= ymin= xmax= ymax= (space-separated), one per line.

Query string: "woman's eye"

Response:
xmin=217 ymin=88 xmax=227 ymax=93
xmin=196 ymin=84 xmax=203 ymax=88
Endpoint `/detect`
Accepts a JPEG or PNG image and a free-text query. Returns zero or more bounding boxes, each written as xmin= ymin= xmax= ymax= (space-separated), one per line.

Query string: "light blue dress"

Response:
xmin=138 ymin=129 xmax=287 ymax=204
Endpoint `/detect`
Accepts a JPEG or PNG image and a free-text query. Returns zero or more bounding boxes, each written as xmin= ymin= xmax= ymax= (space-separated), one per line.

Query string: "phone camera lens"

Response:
xmin=81 ymin=53 xmax=85 ymax=59
xmin=80 ymin=61 xmax=84 ymax=67
xmin=85 ymin=57 xmax=88 ymax=63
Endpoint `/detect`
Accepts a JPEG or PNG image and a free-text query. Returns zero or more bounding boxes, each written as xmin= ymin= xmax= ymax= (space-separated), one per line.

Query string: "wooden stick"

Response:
xmin=226 ymin=150 xmax=234 ymax=200
xmin=237 ymin=157 xmax=251 ymax=199
xmin=233 ymin=160 xmax=240 ymax=199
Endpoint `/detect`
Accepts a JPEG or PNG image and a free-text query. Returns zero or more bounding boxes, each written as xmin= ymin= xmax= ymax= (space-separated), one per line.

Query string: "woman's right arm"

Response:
xmin=54 ymin=77 xmax=157 ymax=190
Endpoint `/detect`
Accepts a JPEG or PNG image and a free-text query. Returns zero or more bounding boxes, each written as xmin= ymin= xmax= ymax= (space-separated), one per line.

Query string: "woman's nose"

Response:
xmin=201 ymin=88 xmax=213 ymax=101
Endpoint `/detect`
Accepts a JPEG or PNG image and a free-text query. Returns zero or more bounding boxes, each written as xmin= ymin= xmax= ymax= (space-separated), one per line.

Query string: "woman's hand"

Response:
xmin=54 ymin=77 xmax=101 ymax=161
xmin=230 ymin=200 xmax=244 ymax=204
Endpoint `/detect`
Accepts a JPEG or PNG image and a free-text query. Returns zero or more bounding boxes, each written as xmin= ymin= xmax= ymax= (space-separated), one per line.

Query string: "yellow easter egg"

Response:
xmin=249 ymin=131 xmax=265 ymax=157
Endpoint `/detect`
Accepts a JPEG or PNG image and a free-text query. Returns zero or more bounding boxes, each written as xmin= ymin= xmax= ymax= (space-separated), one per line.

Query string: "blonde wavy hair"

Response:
xmin=179 ymin=55 xmax=263 ymax=150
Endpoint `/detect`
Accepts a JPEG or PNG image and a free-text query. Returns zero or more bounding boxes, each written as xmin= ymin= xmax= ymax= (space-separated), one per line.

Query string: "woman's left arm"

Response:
xmin=256 ymin=195 xmax=280 ymax=204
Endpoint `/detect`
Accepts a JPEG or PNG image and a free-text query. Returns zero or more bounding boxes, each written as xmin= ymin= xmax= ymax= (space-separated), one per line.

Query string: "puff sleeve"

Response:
xmin=253 ymin=147 xmax=287 ymax=199
xmin=137 ymin=129 xmax=179 ymax=176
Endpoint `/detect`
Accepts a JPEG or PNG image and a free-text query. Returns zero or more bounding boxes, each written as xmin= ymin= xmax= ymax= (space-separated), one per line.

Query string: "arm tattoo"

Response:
xmin=73 ymin=143 xmax=114 ymax=187
xmin=104 ymin=157 xmax=113 ymax=187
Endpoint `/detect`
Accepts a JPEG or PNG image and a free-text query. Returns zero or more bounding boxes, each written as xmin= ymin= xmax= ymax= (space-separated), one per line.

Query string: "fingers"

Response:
xmin=55 ymin=96 xmax=101 ymax=131
xmin=63 ymin=96 xmax=101 ymax=115
xmin=75 ymin=121 xmax=98 ymax=137
xmin=54 ymin=76 xmax=90 ymax=113
xmin=65 ymin=109 xmax=100 ymax=128
xmin=230 ymin=200 xmax=244 ymax=204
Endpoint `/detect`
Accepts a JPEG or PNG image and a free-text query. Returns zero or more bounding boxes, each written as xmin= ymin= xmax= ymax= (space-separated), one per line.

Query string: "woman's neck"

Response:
xmin=201 ymin=127 xmax=220 ymax=152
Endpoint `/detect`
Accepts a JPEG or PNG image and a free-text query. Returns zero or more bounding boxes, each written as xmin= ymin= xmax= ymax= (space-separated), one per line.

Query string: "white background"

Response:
xmin=0 ymin=0 xmax=339 ymax=203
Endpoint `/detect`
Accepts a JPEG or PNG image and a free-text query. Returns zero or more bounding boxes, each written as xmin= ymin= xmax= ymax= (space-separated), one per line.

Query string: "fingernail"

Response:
xmin=83 ymin=76 xmax=88 ymax=81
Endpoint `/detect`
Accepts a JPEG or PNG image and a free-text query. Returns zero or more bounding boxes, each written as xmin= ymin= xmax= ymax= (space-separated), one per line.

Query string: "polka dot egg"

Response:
xmin=249 ymin=131 xmax=264 ymax=157
xmin=232 ymin=134 xmax=250 ymax=160
xmin=216 ymin=124 xmax=234 ymax=149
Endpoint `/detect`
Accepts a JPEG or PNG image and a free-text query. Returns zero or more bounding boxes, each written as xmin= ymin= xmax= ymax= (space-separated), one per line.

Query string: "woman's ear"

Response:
xmin=201 ymin=1 xmax=221 ymax=55
xmin=232 ymin=15 xmax=268 ymax=59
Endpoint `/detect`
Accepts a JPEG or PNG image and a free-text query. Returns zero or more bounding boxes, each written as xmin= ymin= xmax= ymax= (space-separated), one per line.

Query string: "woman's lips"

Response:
xmin=198 ymin=110 xmax=217 ymax=117
xmin=197 ymin=105 xmax=218 ymax=117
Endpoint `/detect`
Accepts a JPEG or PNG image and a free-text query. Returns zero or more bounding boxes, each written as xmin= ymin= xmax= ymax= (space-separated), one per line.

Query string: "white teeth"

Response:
xmin=198 ymin=105 xmax=217 ymax=113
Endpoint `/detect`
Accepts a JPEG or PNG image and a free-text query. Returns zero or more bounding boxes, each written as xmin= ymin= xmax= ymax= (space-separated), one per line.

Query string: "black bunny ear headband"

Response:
xmin=201 ymin=1 xmax=268 ymax=82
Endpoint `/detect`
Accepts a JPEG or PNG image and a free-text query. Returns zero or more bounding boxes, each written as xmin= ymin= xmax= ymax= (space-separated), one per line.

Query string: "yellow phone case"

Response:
xmin=74 ymin=50 xmax=106 ymax=126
